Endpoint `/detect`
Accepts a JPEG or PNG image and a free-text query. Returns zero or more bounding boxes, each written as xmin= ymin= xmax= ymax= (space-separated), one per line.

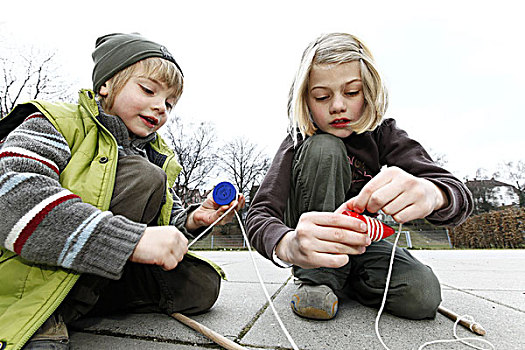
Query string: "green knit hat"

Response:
xmin=92 ymin=32 xmax=183 ymax=93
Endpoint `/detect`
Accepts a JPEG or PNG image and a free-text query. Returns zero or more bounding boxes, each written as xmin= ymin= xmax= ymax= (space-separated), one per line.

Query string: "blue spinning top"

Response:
xmin=212 ymin=181 xmax=237 ymax=206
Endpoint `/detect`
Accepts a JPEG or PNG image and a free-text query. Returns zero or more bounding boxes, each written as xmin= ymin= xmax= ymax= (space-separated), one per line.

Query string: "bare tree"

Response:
xmin=427 ymin=148 xmax=448 ymax=167
xmin=498 ymin=160 xmax=525 ymax=207
xmin=1 ymin=44 xmax=76 ymax=118
xmin=217 ymin=136 xmax=270 ymax=203
xmin=161 ymin=115 xmax=218 ymax=205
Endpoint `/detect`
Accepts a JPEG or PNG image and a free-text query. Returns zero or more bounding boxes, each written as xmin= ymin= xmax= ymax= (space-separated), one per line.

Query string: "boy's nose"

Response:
xmin=152 ymin=98 xmax=167 ymax=114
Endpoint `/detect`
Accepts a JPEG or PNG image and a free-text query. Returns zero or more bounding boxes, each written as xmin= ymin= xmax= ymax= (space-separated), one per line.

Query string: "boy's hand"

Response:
xmin=346 ymin=166 xmax=448 ymax=223
xmin=275 ymin=210 xmax=371 ymax=269
xmin=186 ymin=193 xmax=246 ymax=232
xmin=130 ymin=226 xmax=188 ymax=270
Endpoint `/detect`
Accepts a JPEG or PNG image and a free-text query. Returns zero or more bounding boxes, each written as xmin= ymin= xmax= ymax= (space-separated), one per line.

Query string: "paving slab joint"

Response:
xmin=442 ymin=282 xmax=525 ymax=313
xmin=71 ymin=329 xmax=225 ymax=348
xmin=235 ymin=274 xmax=293 ymax=342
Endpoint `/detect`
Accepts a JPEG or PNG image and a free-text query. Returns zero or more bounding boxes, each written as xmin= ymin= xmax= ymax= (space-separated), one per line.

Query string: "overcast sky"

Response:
xmin=1 ymin=0 xmax=523 ymax=181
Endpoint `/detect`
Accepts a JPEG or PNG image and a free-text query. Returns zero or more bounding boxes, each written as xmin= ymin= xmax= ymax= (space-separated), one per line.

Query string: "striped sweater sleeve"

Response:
xmin=0 ymin=112 xmax=146 ymax=280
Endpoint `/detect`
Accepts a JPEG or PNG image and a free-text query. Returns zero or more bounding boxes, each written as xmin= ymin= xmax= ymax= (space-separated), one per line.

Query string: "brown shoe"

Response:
xmin=291 ymin=284 xmax=338 ymax=320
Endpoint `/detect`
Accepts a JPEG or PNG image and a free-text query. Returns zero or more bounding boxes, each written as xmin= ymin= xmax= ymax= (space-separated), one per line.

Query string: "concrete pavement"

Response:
xmin=69 ymin=249 xmax=525 ymax=349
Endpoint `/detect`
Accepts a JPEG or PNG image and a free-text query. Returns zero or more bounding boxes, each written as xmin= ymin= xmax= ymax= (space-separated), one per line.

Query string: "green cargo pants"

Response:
xmin=57 ymin=155 xmax=220 ymax=323
xmin=285 ymin=133 xmax=441 ymax=320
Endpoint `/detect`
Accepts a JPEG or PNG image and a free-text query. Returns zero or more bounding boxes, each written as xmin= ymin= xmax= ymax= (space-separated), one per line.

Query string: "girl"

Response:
xmin=246 ymin=32 xmax=472 ymax=321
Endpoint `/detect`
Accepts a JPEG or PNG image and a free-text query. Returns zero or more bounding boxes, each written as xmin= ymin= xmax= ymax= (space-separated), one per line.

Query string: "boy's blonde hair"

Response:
xmin=99 ymin=57 xmax=184 ymax=112
xmin=288 ymin=33 xmax=388 ymax=144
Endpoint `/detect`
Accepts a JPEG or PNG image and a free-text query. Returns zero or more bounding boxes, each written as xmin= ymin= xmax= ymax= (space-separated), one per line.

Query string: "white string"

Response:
xmin=188 ymin=204 xmax=495 ymax=350
xmin=187 ymin=204 xmax=236 ymax=248
xmin=375 ymin=224 xmax=496 ymax=350
xmin=418 ymin=315 xmax=495 ymax=350
xmin=375 ymin=223 xmax=402 ymax=350
xmin=187 ymin=205 xmax=299 ymax=350
xmin=234 ymin=210 xmax=299 ymax=350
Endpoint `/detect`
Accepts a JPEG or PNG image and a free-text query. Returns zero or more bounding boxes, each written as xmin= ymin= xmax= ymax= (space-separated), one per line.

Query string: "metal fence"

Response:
xmin=190 ymin=229 xmax=453 ymax=250
xmin=190 ymin=234 xmax=247 ymax=250
xmin=384 ymin=229 xmax=453 ymax=249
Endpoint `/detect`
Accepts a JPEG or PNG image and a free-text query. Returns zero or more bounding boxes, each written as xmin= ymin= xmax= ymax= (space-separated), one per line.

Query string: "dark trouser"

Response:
xmin=286 ymin=134 xmax=441 ymax=320
xmin=59 ymin=256 xmax=220 ymax=322
xmin=57 ymin=155 xmax=221 ymax=323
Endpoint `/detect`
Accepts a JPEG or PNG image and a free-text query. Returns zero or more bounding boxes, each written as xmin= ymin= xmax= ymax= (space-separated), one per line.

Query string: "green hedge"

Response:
xmin=450 ymin=207 xmax=525 ymax=248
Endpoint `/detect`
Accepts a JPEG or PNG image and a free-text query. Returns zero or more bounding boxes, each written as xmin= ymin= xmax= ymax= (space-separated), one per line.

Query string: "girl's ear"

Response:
xmin=98 ymin=82 xmax=110 ymax=97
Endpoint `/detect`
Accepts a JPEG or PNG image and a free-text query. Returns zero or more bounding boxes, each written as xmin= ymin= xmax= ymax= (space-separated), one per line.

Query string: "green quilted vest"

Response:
xmin=0 ymin=90 xmax=219 ymax=350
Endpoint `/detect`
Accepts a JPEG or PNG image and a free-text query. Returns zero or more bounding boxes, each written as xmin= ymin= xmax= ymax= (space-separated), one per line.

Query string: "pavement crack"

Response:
xmin=235 ymin=274 xmax=293 ymax=343
xmin=442 ymin=283 xmax=525 ymax=313
xmin=228 ymin=280 xmax=283 ymax=285
xmin=72 ymin=328 xmax=226 ymax=348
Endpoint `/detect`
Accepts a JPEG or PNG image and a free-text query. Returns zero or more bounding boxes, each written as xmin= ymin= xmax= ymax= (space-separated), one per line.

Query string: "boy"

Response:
xmin=0 ymin=33 xmax=244 ymax=350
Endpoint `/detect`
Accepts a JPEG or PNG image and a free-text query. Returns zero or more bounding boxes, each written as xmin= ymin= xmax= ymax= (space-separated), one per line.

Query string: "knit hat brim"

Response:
xmin=92 ymin=33 xmax=182 ymax=93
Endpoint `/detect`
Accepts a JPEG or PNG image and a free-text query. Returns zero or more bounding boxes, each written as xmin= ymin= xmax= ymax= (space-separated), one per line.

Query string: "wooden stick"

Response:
xmin=171 ymin=312 xmax=248 ymax=350
xmin=437 ymin=305 xmax=486 ymax=336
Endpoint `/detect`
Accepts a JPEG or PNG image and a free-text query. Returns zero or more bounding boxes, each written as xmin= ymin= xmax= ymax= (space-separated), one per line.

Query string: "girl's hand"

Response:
xmin=346 ymin=166 xmax=448 ymax=223
xmin=130 ymin=226 xmax=188 ymax=270
xmin=275 ymin=210 xmax=371 ymax=269
xmin=186 ymin=193 xmax=246 ymax=231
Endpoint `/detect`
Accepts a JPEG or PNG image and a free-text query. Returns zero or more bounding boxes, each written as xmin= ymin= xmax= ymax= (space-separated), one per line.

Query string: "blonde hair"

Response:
xmin=99 ymin=57 xmax=184 ymax=111
xmin=288 ymin=33 xmax=388 ymax=144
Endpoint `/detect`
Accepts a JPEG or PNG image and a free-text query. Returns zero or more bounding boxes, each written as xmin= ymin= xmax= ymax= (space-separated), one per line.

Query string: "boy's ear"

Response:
xmin=98 ymin=82 xmax=110 ymax=97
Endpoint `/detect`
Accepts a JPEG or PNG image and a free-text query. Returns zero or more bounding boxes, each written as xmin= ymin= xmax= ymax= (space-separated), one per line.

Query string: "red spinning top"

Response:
xmin=342 ymin=210 xmax=395 ymax=241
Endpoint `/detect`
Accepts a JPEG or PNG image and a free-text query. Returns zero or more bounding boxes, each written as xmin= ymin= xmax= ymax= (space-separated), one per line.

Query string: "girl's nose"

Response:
xmin=329 ymin=94 xmax=347 ymax=114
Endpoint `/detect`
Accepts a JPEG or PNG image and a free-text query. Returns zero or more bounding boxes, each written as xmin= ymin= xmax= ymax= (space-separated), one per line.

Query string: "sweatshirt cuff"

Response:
xmin=78 ymin=214 xmax=146 ymax=280
xmin=272 ymin=247 xmax=293 ymax=268
xmin=268 ymin=229 xmax=295 ymax=268
xmin=425 ymin=178 xmax=469 ymax=226
xmin=172 ymin=203 xmax=206 ymax=239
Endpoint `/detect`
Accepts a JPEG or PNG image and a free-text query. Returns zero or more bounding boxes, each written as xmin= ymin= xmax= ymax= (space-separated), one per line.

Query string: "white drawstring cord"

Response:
xmin=188 ymin=204 xmax=495 ymax=350
xmin=187 ymin=204 xmax=236 ymax=248
xmin=234 ymin=210 xmax=299 ymax=350
xmin=187 ymin=206 xmax=299 ymax=350
xmin=375 ymin=223 xmax=402 ymax=349
xmin=375 ymin=224 xmax=495 ymax=350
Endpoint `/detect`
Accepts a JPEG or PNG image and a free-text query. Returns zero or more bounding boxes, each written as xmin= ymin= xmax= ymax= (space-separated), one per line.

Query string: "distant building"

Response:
xmin=465 ymin=178 xmax=519 ymax=212
xmin=186 ymin=188 xmax=209 ymax=204
xmin=174 ymin=185 xmax=209 ymax=206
